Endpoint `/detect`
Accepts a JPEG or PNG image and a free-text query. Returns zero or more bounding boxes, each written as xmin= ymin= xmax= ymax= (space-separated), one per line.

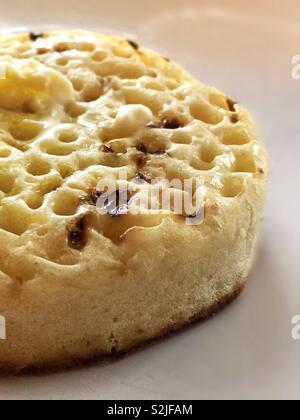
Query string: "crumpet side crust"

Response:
xmin=0 ymin=279 xmax=245 ymax=374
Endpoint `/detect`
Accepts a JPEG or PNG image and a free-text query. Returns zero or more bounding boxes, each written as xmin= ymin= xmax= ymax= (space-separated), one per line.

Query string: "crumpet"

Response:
xmin=0 ymin=31 xmax=268 ymax=371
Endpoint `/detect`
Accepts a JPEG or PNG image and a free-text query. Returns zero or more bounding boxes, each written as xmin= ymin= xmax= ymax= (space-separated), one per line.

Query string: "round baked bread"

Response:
xmin=0 ymin=30 xmax=268 ymax=372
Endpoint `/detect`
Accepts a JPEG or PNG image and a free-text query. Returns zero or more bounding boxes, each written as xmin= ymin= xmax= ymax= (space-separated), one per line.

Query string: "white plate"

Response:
xmin=0 ymin=0 xmax=299 ymax=401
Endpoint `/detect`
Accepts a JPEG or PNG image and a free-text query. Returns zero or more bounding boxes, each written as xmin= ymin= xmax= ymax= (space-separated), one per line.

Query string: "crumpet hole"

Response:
xmin=98 ymin=154 xmax=129 ymax=169
xmin=71 ymin=78 xmax=84 ymax=91
xmin=40 ymin=141 xmax=75 ymax=156
xmin=222 ymin=126 xmax=250 ymax=145
xmin=52 ymin=191 xmax=81 ymax=216
xmin=67 ymin=103 xmax=87 ymax=118
xmin=56 ymin=56 xmax=69 ymax=66
xmin=170 ymin=132 xmax=192 ymax=144
xmin=27 ymin=157 xmax=51 ymax=176
xmin=77 ymin=42 xmax=96 ymax=52
xmin=81 ymin=83 xmax=103 ymax=102
xmin=37 ymin=226 xmax=49 ymax=237
xmin=124 ymin=90 xmax=162 ymax=114
xmin=92 ymin=50 xmax=109 ymax=62
xmin=58 ymin=164 xmax=75 ymax=179
xmin=25 ymin=194 xmax=44 ymax=209
xmin=145 ymin=80 xmax=165 ymax=91
xmin=55 ymin=42 xmax=95 ymax=53
xmin=201 ymin=143 xmax=223 ymax=163
xmin=221 ymin=176 xmax=245 ymax=198
xmin=209 ymin=93 xmax=229 ymax=110
xmin=190 ymin=158 xmax=214 ymax=171
xmin=0 ymin=172 xmax=15 ymax=194
xmin=174 ymin=91 xmax=186 ymax=101
xmin=167 ymin=80 xmax=180 ymax=90
xmin=0 ymin=206 xmax=30 ymax=235
xmin=10 ymin=121 xmax=43 ymax=141
xmin=39 ymin=177 xmax=62 ymax=195
xmin=0 ymin=149 xmax=11 ymax=158
xmin=233 ymin=151 xmax=257 ymax=173
xmin=190 ymin=101 xmax=223 ymax=125
xmin=58 ymin=130 xmax=78 ymax=143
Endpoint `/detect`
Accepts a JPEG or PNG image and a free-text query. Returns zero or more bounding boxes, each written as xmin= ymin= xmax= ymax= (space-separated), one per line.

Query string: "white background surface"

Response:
xmin=0 ymin=0 xmax=299 ymax=400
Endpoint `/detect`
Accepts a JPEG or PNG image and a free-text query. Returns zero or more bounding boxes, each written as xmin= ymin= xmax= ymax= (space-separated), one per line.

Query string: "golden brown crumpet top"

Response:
xmin=0 ymin=30 xmax=267 ymax=281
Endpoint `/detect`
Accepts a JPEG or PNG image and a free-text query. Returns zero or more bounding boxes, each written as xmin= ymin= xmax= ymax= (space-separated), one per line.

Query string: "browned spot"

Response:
xmin=127 ymin=39 xmax=139 ymax=50
xmin=149 ymin=70 xmax=158 ymax=78
xmin=88 ymin=189 xmax=130 ymax=218
xmin=163 ymin=56 xmax=171 ymax=62
xmin=37 ymin=47 xmax=50 ymax=55
xmin=153 ymin=148 xmax=166 ymax=155
xmin=54 ymin=44 xmax=70 ymax=53
xmin=258 ymin=168 xmax=265 ymax=175
xmin=136 ymin=143 xmax=148 ymax=154
xmin=226 ymin=98 xmax=238 ymax=112
xmin=162 ymin=118 xmax=183 ymax=130
xmin=136 ymin=170 xmax=153 ymax=184
xmin=86 ymin=189 xmax=102 ymax=206
xmin=102 ymin=144 xmax=114 ymax=153
xmin=230 ymin=114 xmax=239 ymax=124
xmin=136 ymin=153 xmax=148 ymax=169
xmin=108 ymin=190 xmax=130 ymax=218
xmin=67 ymin=216 xmax=87 ymax=250
xmin=29 ymin=32 xmax=44 ymax=42
xmin=136 ymin=143 xmax=165 ymax=155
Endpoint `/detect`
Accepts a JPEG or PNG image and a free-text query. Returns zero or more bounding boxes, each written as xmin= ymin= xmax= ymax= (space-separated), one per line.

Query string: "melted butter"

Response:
xmin=0 ymin=58 xmax=74 ymax=113
xmin=0 ymin=111 xmax=46 ymax=142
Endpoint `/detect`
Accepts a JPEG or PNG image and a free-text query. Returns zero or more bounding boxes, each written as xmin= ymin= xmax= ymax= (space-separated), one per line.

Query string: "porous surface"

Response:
xmin=0 ymin=30 xmax=268 ymax=371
